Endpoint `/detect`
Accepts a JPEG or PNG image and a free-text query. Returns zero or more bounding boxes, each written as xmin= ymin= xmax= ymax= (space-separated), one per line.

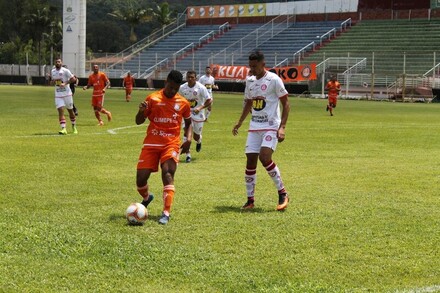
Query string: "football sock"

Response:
xmin=70 ymin=117 xmax=76 ymax=126
xmin=137 ymin=185 xmax=150 ymax=200
xmin=163 ymin=185 xmax=175 ymax=216
xmin=59 ymin=118 xmax=66 ymax=129
xmin=264 ymin=161 xmax=285 ymax=191
xmin=245 ymin=168 xmax=257 ymax=197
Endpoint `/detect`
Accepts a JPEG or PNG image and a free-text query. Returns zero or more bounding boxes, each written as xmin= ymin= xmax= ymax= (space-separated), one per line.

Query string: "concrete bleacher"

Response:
xmin=301 ymin=19 xmax=440 ymax=76
xmin=112 ymin=25 xmax=221 ymax=77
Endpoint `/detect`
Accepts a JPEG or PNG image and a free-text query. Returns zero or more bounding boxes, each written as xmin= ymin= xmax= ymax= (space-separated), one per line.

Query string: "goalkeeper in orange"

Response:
xmin=325 ymin=75 xmax=341 ymax=116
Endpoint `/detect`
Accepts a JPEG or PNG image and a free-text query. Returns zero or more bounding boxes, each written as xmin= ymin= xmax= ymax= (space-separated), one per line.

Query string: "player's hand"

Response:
xmin=139 ymin=101 xmax=147 ymax=111
xmin=277 ymin=127 xmax=286 ymax=142
xmin=232 ymin=122 xmax=242 ymax=136
xmin=180 ymin=140 xmax=191 ymax=153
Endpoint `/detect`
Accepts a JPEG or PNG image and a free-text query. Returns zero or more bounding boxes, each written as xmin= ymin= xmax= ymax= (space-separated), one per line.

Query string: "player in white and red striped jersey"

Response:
xmin=49 ymin=58 xmax=78 ymax=135
xmin=179 ymin=70 xmax=212 ymax=162
xmin=198 ymin=66 xmax=218 ymax=121
xmin=232 ymin=50 xmax=290 ymax=211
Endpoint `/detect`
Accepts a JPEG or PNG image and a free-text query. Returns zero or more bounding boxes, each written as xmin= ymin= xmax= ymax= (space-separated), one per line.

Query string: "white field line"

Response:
xmin=397 ymin=285 xmax=440 ymax=293
xmin=12 ymin=124 xmax=144 ymax=138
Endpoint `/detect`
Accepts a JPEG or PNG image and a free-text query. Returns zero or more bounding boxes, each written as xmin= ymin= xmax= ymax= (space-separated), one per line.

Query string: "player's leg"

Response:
xmin=182 ymin=124 xmax=193 ymax=162
xmin=242 ymin=132 xmax=261 ymax=209
xmin=193 ymin=121 xmax=203 ymax=153
xmin=259 ymin=133 xmax=289 ymax=211
xmin=65 ymin=96 xmax=77 ymax=134
xmin=136 ymin=148 xmax=159 ymax=208
xmin=205 ymin=103 xmax=212 ymax=121
xmin=158 ymin=146 xmax=179 ymax=224
xmin=99 ymin=95 xmax=112 ymax=122
xmin=57 ymin=106 xmax=68 ymax=135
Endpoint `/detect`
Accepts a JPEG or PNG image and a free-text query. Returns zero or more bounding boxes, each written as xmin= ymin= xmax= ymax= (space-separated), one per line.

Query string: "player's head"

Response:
xmin=127 ymin=71 xmax=131 ymax=76
xmin=330 ymin=75 xmax=336 ymax=81
xmin=93 ymin=64 xmax=99 ymax=74
xmin=164 ymin=70 xmax=183 ymax=98
xmin=55 ymin=58 xmax=62 ymax=69
xmin=205 ymin=66 xmax=212 ymax=75
xmin=248 ymin=50 xmax=265 ymax=78
xmin=186 ymin=70 xmax=197 ymax=87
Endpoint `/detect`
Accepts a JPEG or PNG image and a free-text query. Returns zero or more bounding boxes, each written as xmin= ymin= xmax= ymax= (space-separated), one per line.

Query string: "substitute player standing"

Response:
xmin=179 ymin=70 xmax=212 ymax=162
xmin=232 ymin=50 xmax=290 ymax=211
xmin=50 ymin=58 xmax=78 ymax=135
xmin=325 ymin=75 xmax=341 ymax=116
xmin=135 ymin=70 xmax=192 ymax=225
xmin=83 ymin=64 xmax=112 ymax=125
xmin=198 ymin=66 xmax=218 ymax=121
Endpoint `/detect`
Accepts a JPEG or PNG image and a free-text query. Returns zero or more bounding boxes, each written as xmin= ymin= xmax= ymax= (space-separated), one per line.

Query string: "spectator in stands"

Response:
xmin=325 ymin=75 xmax=341 ymax=116
xmin=83 ymin=64 xmax=112 ymax=126
xmin=122 ymin=71 xmax=135 ymax=102
xmin=49 ymin=58 xmax=78 ymax=135
xmin=232 ymin=50 xmax=290 ymax=211
xmin=198 ymin=66 xmax=218 ymax=121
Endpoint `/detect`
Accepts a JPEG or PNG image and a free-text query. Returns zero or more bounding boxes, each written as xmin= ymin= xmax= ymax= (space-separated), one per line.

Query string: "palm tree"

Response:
xmin=25 ymin=7 xmax=52 ymax=75
xmin=108 ymin=1 xmax=153 ymax=43
xmin=154 ymin=2 xmax=175 ymax=28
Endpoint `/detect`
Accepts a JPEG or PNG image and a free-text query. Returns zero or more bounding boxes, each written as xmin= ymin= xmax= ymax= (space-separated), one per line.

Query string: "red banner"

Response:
xmin=211 ymin=64 xmax=316 ymax=82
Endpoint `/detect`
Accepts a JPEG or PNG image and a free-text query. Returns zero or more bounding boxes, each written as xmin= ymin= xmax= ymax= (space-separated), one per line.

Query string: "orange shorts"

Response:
xmin=137 ymin=145 xmax=180 ymax=172
xmin=92 ymin=96 xmax=104 ymax=108
xmin=328 ymin=96 xmax=337 ymax=106
xmin=125 ymin=88 xmax=133 ymax=95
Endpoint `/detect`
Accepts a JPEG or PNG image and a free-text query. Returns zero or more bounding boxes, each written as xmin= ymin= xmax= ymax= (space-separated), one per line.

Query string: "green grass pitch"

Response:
xmin=0 ymin=84 xmax=439 ymax=292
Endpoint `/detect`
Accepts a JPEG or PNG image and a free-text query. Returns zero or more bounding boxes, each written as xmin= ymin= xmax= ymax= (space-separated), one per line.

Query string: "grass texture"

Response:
xmin=0 ymin=85 xmax=439 ymax=292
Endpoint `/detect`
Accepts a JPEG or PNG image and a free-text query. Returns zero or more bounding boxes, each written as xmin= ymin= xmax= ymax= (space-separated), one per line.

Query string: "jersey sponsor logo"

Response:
xmin=153 ymin=117 xmax=177 ymax=123
xmin=189 ymin=100 xmax=198 ymax=108
xmin=151 ymin=129 xmax=176 ymax=138
xmin=251 ymin=114 xmax=268 ymax=123
xmin=252 ymin=97 xmax=266 ymax=111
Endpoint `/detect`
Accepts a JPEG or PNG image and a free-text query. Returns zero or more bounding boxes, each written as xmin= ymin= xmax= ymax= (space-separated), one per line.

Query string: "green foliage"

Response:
xmin=0 ymin=86 xmax=439 ymax=292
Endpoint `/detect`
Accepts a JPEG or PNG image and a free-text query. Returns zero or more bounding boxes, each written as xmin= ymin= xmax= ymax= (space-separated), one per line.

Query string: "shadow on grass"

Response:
xmin=213 ymin=205 xmax=266 ymax=213
xmin=108 ymin=213 xmax=162 ymax=224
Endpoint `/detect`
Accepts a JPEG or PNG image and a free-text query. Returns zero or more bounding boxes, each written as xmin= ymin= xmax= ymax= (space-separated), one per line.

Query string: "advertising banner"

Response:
xmin=211 ymin=64 xmax=317 ymax=82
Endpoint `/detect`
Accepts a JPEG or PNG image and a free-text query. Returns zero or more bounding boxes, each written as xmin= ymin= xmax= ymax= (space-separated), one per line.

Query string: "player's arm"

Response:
xmin=135 ymin=101 xmax=148 ymax=125
xmin=277 ymin=94 xmax=290 ymax=142
xmin=181 ymin=116 xmax=192 ymax=153
xmin=68 ymin=75 xmax=77 ymax=85
xmin=103 ymin=79 xmax=110 ymax=92
xmin=232 ymin=99 xmax=252 ymax=136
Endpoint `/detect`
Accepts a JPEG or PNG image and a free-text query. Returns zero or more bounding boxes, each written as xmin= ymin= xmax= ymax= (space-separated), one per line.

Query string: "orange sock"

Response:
xmin=163 ymin=185 xmax=175 ymax=216
xmin=137 ymin=185 xmax=150 ymax=200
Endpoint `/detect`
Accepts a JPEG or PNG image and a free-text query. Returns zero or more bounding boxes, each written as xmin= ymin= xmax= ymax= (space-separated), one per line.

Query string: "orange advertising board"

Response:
xmin=211 ymin=64 xmax=317 ymax=82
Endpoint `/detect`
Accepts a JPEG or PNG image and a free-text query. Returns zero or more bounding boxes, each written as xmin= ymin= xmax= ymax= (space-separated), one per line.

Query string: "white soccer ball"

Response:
xmin=125 ymin=203 xmax=148 ymax=225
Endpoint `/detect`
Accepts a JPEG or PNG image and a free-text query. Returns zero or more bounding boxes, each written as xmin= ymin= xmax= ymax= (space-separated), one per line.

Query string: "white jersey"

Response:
xmin=51 ymin=67 xmax=74 ymax=98
xmin=244 ymin=70 xmax=288 ymax=131
xmin=179 ymin=81 xmax=211 ymax=122
xmin=198 ymin=75 xmax=215 ymax=98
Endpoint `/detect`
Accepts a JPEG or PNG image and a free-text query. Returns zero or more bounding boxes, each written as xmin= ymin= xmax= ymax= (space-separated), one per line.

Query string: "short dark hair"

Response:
xmin=186 ymin=70 xmax=197 ymax=77
xmin=249 ymin=50 xmax=265 ymax=62
xmin=167 ymin=70 xmax=183 ymax=84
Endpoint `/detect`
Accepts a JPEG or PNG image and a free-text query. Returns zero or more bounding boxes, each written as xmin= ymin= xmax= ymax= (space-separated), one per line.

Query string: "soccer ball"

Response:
xmin=125 ymin=203 xmax=148 ymax=225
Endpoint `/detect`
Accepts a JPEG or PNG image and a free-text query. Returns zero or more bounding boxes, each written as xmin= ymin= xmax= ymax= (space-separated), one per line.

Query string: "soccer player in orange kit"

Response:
xmin=122 ymin=72 xmax=135 ymax=102
xmin=325 ymin=75 xmax=341 ymax=117
xmin=83 ymin=64 xmax=112 ymax=125
xmin=135 ymin=70 xmax=192 ymax=225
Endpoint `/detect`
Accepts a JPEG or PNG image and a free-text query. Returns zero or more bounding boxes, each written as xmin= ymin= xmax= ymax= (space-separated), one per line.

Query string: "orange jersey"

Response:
xmin=87 ymin=71 xmax=109 ymax=98
xmin=123 ymin=76 xmax=135 ymax=89
xmin=142 ymin=89 xmax=191 ymax=148
xmin=326 ymin=81 xmax=341 ymax=99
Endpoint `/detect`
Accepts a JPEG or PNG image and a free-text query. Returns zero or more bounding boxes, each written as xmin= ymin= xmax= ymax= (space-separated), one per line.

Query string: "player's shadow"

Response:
xmin=213 ymin=205 xmax=266 ymax=213
xmin=109 ymin=213 xmax=162 ymax=224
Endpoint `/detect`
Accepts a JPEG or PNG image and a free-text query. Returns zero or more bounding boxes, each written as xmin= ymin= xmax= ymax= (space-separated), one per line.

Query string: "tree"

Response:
xmin=25 ymin=6 xmax=52 ymax=74
xmin=108 ymin=0 xmax=153 ymax=43
xmin=154 ymin=2 xmax=175 ymax=28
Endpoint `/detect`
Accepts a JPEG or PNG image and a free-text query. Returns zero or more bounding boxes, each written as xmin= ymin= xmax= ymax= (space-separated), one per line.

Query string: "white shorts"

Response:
xmin=55 ymin=96 xmax=74 ymax=110
xmin=245 ymin=130 xmax=278 ymax=153
xmin=192 ymin=120 xmax=204 ymax=135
